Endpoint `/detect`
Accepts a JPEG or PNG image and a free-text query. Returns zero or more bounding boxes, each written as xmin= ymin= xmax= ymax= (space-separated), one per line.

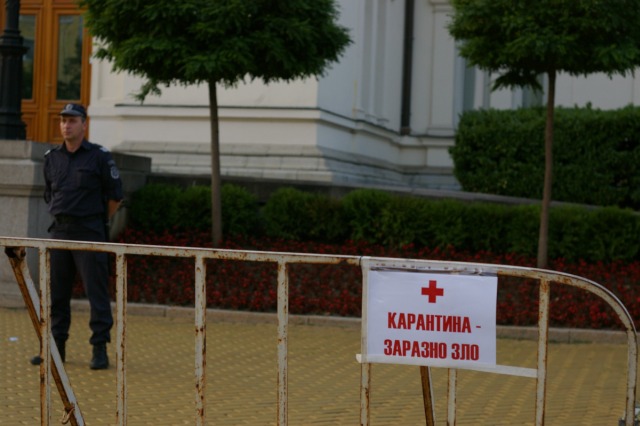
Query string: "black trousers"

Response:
xmin=50 ymin=219 xmax=113 ymax=346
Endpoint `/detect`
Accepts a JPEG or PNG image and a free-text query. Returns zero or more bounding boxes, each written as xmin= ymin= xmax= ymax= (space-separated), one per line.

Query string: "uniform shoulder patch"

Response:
xmin=100 ymin=146 xmax=110 ymax=153
xmin=44 ymin=144 xmax=62 ymax=156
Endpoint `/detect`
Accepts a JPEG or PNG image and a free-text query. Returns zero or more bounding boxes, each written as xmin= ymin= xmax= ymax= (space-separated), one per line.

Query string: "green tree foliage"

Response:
xmin=448 ymin=0 xmax=640 ymax=268
xmin=79 ymin=0 xmax=351 ymax=246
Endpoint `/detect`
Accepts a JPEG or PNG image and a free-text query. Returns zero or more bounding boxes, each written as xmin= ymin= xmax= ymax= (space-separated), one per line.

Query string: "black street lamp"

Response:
xmin=0 ymin=0 xmax=27 ymax=140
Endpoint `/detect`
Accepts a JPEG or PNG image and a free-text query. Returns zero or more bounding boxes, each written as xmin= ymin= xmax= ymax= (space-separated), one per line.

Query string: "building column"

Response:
xmin=0 ymin=0 xmax=27 ymax=140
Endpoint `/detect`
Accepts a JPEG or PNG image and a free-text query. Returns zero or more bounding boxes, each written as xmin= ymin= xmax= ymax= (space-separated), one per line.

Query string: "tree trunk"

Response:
xmin=537 ymin=70 xmax=556 ymax=269
xmin=208 ymin=81 xmax=223 ymax=247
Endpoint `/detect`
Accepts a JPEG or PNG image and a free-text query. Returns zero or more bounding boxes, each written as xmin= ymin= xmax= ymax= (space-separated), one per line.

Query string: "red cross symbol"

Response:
xmin=421 ymin=280 xmax=444 ymax=303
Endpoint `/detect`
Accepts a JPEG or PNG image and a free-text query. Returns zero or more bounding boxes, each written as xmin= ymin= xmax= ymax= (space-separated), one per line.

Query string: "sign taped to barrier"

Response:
xmin=359 ymin=269 xmax=498 ymax=369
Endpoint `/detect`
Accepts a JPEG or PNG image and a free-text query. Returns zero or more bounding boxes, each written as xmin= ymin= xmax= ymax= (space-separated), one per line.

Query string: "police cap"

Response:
xmin=59 ymin=103 xmax=87 ymax=119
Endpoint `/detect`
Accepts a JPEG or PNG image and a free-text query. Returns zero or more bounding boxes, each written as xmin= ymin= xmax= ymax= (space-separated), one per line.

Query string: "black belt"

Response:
xmin=55 ymin=214 xmax=103 ymax=224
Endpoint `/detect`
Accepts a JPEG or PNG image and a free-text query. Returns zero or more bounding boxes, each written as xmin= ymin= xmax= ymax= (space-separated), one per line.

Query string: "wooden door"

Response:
xmin=1 ymin=0 xmax=91 ymax=143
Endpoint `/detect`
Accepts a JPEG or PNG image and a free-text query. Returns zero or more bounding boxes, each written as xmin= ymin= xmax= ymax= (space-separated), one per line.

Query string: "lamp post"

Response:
xmin=0 ymin=0 xmax=27 ymax=140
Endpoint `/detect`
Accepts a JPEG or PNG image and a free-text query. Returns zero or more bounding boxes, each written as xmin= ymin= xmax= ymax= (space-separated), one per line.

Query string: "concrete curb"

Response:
xmin=1 ymin=292 xmax=633 ymax=345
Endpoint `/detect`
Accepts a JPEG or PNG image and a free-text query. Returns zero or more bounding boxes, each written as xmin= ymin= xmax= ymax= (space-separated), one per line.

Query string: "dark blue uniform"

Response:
xmin=44 ymin=139 xmax=123 ymax=346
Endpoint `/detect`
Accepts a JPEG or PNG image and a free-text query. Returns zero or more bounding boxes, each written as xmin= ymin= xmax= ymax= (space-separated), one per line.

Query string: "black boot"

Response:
xmin=90 ymin=343 xmax=109 ymax=370
xmin=30 ymin=338 xmax=65 ymax=365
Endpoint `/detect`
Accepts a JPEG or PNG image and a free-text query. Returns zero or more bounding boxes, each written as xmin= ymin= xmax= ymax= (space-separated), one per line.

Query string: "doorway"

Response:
xmin=1 ymin=0 xmax=91 ymax=143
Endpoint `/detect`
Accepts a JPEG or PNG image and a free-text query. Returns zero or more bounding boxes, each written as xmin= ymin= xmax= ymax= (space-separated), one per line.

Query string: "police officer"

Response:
xmin=31 ymin=103 xmax=123 ymax=369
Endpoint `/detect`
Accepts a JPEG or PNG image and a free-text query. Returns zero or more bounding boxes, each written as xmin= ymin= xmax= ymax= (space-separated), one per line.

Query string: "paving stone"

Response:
xmin=1 ymin=307 xmax=638 ymax=425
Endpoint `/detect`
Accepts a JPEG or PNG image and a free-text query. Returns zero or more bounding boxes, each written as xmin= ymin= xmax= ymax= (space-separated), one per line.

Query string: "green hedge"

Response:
xmin=451 ymin=105 xmax=640 ymax=210
xmin=128 ymin=184 xmax=640 ymax=264
xmin=129 ymin=183 xmax=261 ymax=236
xmin=262 ymin=187 xmax=348 ymax=242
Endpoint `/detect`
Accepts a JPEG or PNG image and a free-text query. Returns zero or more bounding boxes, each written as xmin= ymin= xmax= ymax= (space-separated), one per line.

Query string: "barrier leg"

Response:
xmin=420 ymin=366 xmax=436 ymax=426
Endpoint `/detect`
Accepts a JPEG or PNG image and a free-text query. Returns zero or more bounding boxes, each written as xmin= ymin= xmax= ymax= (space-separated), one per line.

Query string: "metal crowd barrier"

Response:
xmin=358 ymin=257 xmax=639 ymax=426
xmin=1 ymin=236 xmax=637 ymax=426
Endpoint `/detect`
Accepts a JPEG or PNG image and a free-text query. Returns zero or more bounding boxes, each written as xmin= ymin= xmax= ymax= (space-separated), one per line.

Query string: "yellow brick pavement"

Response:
xmin=1 ymin=306 xmax=638 ymax=425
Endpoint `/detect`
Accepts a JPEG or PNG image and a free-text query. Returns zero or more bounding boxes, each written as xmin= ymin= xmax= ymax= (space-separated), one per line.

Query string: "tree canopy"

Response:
xmin=449 ymin=0 xmax=640 ymax=91
xmin=80 ymin=0 xmax=351 ymax=96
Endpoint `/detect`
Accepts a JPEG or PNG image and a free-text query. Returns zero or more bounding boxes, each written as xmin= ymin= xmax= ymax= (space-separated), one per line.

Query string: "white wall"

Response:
xmin=555 ymin=72 xmax=640 ymax=109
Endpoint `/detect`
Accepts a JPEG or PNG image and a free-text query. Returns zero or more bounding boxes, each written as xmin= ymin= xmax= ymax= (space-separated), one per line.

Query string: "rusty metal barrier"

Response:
xmin=1 ymin=236 xmax=637 ymax=425
xmin=358 ymin=258 xmax=639 ymax=426
xmin=2 ymin=236 xmax=359 ymax=426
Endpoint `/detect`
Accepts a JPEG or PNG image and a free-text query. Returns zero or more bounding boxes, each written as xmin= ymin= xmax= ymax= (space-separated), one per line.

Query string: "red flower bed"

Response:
xmin=71 ymin=228 xmax=640 ymax=330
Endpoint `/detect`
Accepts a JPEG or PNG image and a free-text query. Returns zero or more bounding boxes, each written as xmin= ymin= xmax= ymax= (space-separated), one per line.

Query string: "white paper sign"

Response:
xmin=362 ymin=270 xmax=498 ymax=369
